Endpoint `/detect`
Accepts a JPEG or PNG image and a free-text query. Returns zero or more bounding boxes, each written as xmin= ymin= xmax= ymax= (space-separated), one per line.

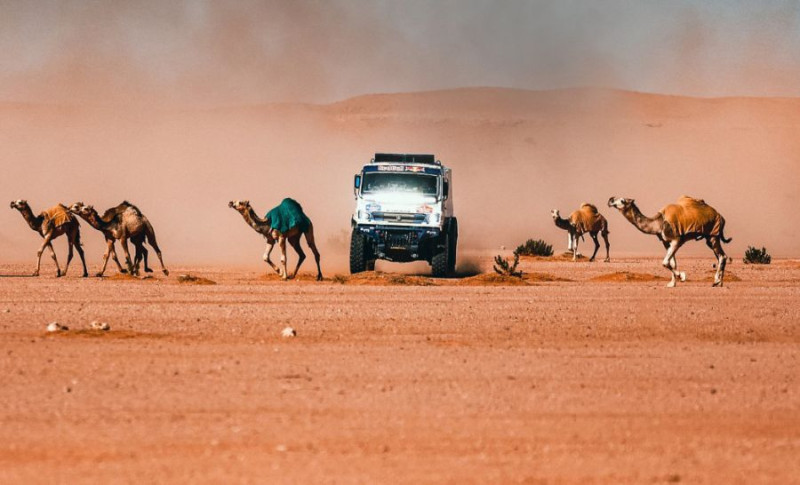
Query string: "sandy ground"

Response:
xmin=0 ymin=257 xmax=798 ymax=484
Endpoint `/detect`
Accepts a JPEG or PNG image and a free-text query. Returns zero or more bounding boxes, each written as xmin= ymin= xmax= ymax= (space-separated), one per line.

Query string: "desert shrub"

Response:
xmin=514 ymin=239 xmax=553 ymax=257
xmin=493 ymin=254 xmax=523 ymax=278
xmin=743 ymin=246 xmax=771 ymax=265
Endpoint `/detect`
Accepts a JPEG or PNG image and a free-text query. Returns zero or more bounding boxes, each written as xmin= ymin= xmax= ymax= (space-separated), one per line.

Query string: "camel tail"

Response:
xmin=720 ymin=218 xmax=732 ymax=244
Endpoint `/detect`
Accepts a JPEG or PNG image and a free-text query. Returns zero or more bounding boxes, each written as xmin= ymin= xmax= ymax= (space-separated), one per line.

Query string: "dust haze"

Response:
xmin=1 ymin=2 xmax=799 ymax=272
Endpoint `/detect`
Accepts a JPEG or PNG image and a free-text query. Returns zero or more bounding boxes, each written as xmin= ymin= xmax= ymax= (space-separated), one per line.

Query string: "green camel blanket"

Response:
xmin=266 ymin=198 xmax=311 ymax=233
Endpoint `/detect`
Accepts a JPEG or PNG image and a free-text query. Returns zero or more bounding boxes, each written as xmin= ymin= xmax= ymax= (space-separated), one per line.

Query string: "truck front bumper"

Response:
xmin=355 ymin=224 xmax=442 ymax=262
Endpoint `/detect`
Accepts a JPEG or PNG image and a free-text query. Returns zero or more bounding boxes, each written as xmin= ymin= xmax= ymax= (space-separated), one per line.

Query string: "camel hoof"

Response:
xmin=119 ymin=269 xmax=128 ymax=274
xmin=145 ymin=268 xmax=154 ymax=273
xmin=95 ymin=273 xmax=104 ymax=278
xmin=82 ymin=273 xmax=88 ymax=278
xmin=56 ymin=271 xmax=62 ymax=278
xmin=316 ymin=275 xmax=323 ymax=281
xmin=589 ymin=258 xmax=595 ymax=262
xmin=32 ymin=272 xmax=39 ymax=277
xmin=713 ymin=281 xmax=723 ymax=287
xmin=680 ymin=272 xmax=686 ymax=282
xmin=603 ymin=258 xmax=610 ymax=263
xmin=163 ymin=269 xmax=169 ymax=276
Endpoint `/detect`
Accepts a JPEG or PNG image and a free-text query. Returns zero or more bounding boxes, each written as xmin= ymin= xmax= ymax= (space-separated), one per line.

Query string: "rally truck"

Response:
xmin=350 ymin=153 xmax=457 ymax=277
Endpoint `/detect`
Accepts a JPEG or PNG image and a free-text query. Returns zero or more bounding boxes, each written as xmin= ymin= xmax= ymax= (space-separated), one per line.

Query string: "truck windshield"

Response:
xmin=362 ymin=173 xmax=438 ymax=196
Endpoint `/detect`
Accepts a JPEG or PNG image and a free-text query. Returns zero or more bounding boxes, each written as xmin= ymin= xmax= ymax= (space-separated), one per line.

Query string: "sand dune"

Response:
xmin=1 ymin=88 xmax=797 ymax=271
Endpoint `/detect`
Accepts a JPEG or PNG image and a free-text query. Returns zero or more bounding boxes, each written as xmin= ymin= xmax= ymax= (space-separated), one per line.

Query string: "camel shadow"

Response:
xmin=0 ymin=274 xmax=36 ymax=278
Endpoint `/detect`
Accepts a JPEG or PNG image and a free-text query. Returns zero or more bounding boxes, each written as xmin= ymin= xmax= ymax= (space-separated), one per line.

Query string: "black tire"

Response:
xmin=447 ymin=218 xmax=458 ymax=274
xmin=431 ymin=233 xmax=450 ymax=278
xmin=366 ymin=259 xmax=376 ymax=271
xmin=350 ymin=229 xmax=368 ymax=274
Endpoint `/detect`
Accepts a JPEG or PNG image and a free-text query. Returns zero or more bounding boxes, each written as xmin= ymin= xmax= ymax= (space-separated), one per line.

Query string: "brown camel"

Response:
xmin=551 ymin=203 xmax=610 ymax=262
xmin=69 ymin=201 xmax=168 ymax=277
xmin=608 ymin=196 xmax=731 ymax=287
xmin=228 ymin=199 xmax=322 ymax=281
xmin=9 ymin=200 xmax=88 ymax=277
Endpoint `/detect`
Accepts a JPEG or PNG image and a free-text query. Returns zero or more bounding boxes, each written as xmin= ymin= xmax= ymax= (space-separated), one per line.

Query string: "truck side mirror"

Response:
xmin=354 ymin=175 xmax=361 ymax=189
xmin=443 ymin=180 xmax=449 ymax=199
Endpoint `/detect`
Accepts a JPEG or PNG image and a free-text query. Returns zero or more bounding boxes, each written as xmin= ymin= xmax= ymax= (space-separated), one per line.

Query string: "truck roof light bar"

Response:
xmin=372 ymin=153 xmax=440 ymax=165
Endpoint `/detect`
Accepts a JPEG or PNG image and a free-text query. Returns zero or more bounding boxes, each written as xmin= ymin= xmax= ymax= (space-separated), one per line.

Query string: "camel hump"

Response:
xmin=678 ymin=195 xmax=706 ymax=205
xmin=41 ymin=204 xmax=74 ymax=228
xmin=579 ymin=203 xmax=598 ymax=213
xmin=267 ymin=198 xmax=311 ymax=233
xmin=661 ymin=197 xmax=723 ymax=237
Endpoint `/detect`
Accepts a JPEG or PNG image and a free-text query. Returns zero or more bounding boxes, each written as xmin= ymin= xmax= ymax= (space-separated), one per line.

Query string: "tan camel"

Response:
xmin=228 ymin=199 xmax=322 ymax=281
xmin=551 ymin=203 xmax=610 ymax=262
xmin=9 ymin=200 xmax=88 ymax=277
xmin=608 ymin=196 xmax=731 ymax=287
xmin=69 ymin=201 xmax=168 ymax=277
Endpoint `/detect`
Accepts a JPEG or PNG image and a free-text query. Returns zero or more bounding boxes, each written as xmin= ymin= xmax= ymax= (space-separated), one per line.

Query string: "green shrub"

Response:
xmin=514 ymin=239 xmax=553 ymax=257
xmin=743 ymin=246 xmax=771 ymax=265
xmin=493 ymin=254 xmax=523 ymax=278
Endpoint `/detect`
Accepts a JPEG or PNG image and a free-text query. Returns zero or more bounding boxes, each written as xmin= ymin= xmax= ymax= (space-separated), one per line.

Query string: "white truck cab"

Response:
xmin=350 ymin=153 xmax=457 ymax=276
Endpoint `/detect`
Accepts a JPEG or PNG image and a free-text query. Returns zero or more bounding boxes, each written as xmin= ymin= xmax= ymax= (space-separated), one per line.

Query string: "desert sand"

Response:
xmin=0 ymin=256 xmax=798 ymax=484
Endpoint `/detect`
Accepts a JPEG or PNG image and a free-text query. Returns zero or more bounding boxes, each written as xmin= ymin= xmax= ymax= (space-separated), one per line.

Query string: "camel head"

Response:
xmin=550 ymin=209 xmax=560 ymax=220
xmin=228 ymin=200 xmax=251 ymax=213
xmin=608 ymin=197 xmax=634 ymax=211
xmin=10 ymin=200 xmax=28 ymax=210
xmin=68 ymin=202 xmax=94 ymax=217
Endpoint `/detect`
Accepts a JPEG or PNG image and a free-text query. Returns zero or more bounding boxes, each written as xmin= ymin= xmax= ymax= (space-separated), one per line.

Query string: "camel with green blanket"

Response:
xmin=608 ymin=196 xmax=731 ymax=287
xmin=229 ymin=198 xmax=322 ymax=281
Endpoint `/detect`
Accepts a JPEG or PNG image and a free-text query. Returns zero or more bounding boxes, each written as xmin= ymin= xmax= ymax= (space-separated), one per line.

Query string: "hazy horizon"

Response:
xmin=2 ymin=1 xmax=800 ymax=106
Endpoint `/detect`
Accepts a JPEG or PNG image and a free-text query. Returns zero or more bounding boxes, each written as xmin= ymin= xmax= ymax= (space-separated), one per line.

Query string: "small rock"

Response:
xmin=90 ymin=321 xmax=111 ymax=331
xmin=46 ymin=322 xmax=68 ymax=332
xmin=281 ymin=327 xmax=296 ymax=338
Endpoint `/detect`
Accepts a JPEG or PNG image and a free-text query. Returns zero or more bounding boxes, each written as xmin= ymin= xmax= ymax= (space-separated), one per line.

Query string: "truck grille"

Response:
xmin=372 ymin=212 xmax=427 ymax=224
xmin=384 ymin=231 xmax=418 ymax=249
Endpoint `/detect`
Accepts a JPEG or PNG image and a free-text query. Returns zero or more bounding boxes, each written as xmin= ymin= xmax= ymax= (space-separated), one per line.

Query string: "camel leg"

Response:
xmin=97 ymin=239 xmax=113 ymax=277
xmin=73 ymin=230 xmax=88 ymax=277
xmin=602 ymin=231 xmax=610 ymax=262
xmin=279 ymin=236 xmax=289 ymax=280
xmin=132 ymin=241 xmax=146 ymax=276
xmin=710 ymin=237 xmax=728 ymax=287
xmin=566 ymin=233 xmax=573 ymax=252
xmin=589 ymin=232 xmax=600 ymax=262
xmin=304 ymin=224 xmax=323 ymax=281
xmin=571 ymin=232 xmax=579 ymax=262
xmin=145 ymin=225 xmax=168 ymax=276
xmin=34 ymin=232 xmax=57 ymax=277
xmin=63 ymin=238 xmax=74 ymax=276
xmin=110 ymin=244 xmax=127 ymax=274
xmin=662 ymin=239 xmax=686 ymax=287
xmin=46 ymin=242 xmax=62 ymax=277
xmin=288 ymin=234 xmax=306 ymax=279
xmin=120 ymin=237 xmax=135 ymax=275
xmin=263 ymin=241 xmax=281 ymax=275
xmin=139 ymin=245 xmax=152 ymax=273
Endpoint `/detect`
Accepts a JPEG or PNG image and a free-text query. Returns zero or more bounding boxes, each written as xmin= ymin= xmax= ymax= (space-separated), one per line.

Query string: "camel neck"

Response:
xmin=84 ymin=210 xmax=109 ymax=231
xmin=624 ymin=203 xmax=663 ymax=235
xmin=244 ymin=207 xmax=268 ymax=227
xmin=554 ymin=216 xmax=571 ymax=230
xmin=17 ymin=206 xmax=43 ymax=232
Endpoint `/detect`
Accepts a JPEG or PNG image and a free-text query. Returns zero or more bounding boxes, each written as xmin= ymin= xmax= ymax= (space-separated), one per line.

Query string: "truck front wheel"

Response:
xmin=350 ymin=229 xmax=368 ymax=274
xmin=431 ymin=233 xmax=450 ymax=278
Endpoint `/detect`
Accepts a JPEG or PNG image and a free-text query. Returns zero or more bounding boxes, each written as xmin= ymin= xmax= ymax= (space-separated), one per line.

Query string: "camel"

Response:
xmin=551 ymin=203 xmax=610 ymax=262
xmin=607 ymin=196 xmax=731 ymax=287
xmin=9 ymin=200 xmax=88 ymax=277
xmin=68 ymin=201 xmax=168 ymax=277
xmin=228 ymin=199 xmax=322 ymax=281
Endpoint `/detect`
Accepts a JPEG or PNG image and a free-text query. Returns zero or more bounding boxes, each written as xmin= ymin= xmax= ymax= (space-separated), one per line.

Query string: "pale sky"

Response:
xmin=1 ymin=0 xmax=799 ymax=104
